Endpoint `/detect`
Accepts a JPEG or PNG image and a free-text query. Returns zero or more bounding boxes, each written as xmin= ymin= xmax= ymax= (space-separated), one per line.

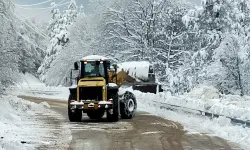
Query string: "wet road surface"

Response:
xmin=19 ymin=95 xmax=243 ymax=150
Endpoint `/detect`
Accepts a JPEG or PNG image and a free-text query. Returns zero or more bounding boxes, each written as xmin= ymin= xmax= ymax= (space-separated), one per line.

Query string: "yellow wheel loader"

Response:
xmin=68 ymin=55 xmax=137 ymax=122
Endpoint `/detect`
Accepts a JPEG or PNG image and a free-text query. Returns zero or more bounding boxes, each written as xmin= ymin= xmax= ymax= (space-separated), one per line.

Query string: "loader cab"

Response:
xmin=74 ymin=55 xmax=111 ymax=84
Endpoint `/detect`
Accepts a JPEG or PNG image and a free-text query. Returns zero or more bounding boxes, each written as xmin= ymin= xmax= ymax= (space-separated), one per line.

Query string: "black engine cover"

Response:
xmin=79 ymin=86 xmax=103 ymax=101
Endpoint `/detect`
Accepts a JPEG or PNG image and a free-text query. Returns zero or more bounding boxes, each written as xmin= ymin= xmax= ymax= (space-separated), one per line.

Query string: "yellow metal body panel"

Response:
xmin=77 ymin=77 xmax=107 ymax=102
xmin=108 ymin=70 xmax=136 ymax=86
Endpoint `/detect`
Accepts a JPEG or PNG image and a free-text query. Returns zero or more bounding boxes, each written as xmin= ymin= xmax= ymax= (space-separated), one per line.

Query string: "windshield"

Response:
xmin=82 ymin=61 xmax=105 ymax=77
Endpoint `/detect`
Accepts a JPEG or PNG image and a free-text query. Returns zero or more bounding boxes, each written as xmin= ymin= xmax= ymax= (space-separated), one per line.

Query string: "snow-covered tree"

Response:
xmin=16 ymin=21 xmax=46 ymax=74
xmin=181 ymin=0 xmax=250 ymax=95
xmin=47 ymin=2 xmax=69 ymax=53
xmin=79 ymin=4 xmax=85 ymax=15
xmin=0 ymin=0 xmax=48 ymax=94
xmin=63 ymin=0 xmax=78 ymax=26
xmin=0 ymin=0 xmax=18 ymax=92
xmin=211 ymin=35 xmax=243 ymax=95
xmin=38 ymin=1 xmax=79 ymax=82
xmin=153 ymin=3 xmax=189 ymax=83
xmin=44 ymin=13 xmax=90 ymax=86
xmin=97 ymin=0 xmax=190 ymax=87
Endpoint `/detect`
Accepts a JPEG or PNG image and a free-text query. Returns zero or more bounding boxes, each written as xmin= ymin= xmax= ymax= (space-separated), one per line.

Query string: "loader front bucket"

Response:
xmin=132 ymin=83 xmax=163 ymax=94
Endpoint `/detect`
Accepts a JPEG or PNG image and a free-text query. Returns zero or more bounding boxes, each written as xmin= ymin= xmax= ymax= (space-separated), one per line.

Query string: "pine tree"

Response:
xmin=38 ymin=2 xmax=72 ymax=82
xmin=44 ymin=12 xmax=89 ymax=86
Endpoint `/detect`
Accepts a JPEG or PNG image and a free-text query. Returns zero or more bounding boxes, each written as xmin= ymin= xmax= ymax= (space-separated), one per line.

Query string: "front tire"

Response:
xmin=107 ymin=93 xmax=119 ymax=122
xmin=120 ymin=91 xmax=137 ymax=119
xmin=68 ymin=94 xmax=82 ymax=122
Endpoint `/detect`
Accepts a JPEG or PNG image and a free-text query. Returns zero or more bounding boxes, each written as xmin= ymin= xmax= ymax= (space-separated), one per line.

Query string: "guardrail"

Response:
xmin=152 ymin=101 xmax=250 ymax=127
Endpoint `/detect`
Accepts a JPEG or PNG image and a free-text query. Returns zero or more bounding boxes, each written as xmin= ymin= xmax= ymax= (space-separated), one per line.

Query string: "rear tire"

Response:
xmin=120 ymin=91 xmax=137 ymax=119
xmin=68 ymin=94 xmax=82 ymax=122
xmin=107 ymin=93 xmax=119 ymax=122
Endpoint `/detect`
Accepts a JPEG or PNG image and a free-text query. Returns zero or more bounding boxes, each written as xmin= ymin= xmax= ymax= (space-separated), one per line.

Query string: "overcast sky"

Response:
xmin=15 ymin=0 xmax=88 ymax=8
xmin=15 ymin=0 xmax=200 ymax=4
xmin=15 ymin=0 xmax=201 ymax=8
xmin=15 ymin=0 xmax=88 ymax=5
xmin=14 ymin=0 xmax=201 ymax=21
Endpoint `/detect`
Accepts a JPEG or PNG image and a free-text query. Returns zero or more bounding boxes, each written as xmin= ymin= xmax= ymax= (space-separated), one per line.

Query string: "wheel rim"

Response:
xmin=128 ymin=99 xmax=135 ymax=112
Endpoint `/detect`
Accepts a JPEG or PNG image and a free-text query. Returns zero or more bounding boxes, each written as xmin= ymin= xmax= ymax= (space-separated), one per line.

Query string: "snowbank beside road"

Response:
xmin=0 ymin=95 xmax=50 ymax=149
xmin=0 ymin=73 xmax=72 ymax=150
xmin=137 ymin=97 xmax=250 ymax=149
xmin=119 ymin=86 xmax=250 ymax=149
xmin=122 ymin=85 xmax=250 ymax=123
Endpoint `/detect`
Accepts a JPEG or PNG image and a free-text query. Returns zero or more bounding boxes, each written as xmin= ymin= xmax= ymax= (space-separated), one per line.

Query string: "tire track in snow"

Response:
xmin=14 ymin=110 xmax=72 ymax=150
xmin=20 ymin=95 xmax=243 ymax=150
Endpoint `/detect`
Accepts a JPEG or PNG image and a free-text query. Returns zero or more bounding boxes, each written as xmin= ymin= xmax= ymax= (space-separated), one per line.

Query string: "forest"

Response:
xmin=1 ymin=0 xmax=250 ymax=96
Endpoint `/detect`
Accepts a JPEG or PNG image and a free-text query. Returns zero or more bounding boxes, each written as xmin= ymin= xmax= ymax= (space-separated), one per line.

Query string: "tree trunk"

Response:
xmin=166 ymin=34 xmax=173 ymax=69
xmin=236 ymin=57 xmax=244 ymax=96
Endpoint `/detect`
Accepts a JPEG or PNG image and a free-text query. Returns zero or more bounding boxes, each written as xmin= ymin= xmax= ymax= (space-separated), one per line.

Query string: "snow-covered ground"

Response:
xmin=0 ymin=95 xmax=47 ymax=149
xmin=16 ymin=73 xmax=69 ymax=100
xmin=120 ymin=86 xmax=250 ymax=149
xmin=137 ymin=99 xmax=250 ymax=149
xmin=0 ymin=74 xmax=71 ymax=150
xmin=10 ymin=73 xmax=250 ymax=149
xmin=125 ymin=85 xmax=250 ymax=122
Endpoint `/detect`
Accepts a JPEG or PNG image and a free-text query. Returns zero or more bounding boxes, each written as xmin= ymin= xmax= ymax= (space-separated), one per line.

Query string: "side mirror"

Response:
xmin=74 ymin=62 xmax=79 ymax=70
xmin=113 ymin=64 xmax=118 ymax=73
xmin=107 ymin=61 xmax=111 ymax=69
